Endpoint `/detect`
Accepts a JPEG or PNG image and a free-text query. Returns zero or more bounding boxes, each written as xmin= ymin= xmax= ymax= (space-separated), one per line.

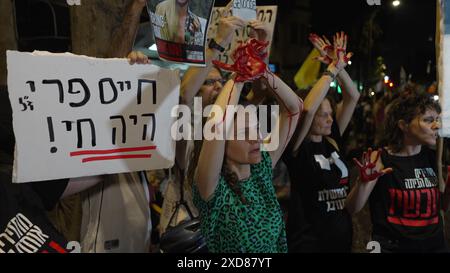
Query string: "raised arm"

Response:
xmin=291 ymin=64 xmax=337 ymax=154
xmin=292 ymin=32 xmax=353 ymax=154
xmin=178 ymin=2 xmax=245 ymax=171
xmin=334 ymin=32 xmax=360 ymax=135
xmin=245 ymin=20 xmax=272 ymax=105
xmin=194 ymin=77 xmax=244 ymax=200
xmin=261 ymin=74 xmax=302 ymax=168
xmin=335 ymin=69 xmax=359 ymax=135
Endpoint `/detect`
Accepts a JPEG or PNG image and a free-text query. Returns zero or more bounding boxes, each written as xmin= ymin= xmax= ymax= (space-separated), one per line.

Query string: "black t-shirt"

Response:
xmin=369 ymin=147 xmax=446 ymax=252
xmin=284 ymin=120 xmax=352 ymax=252
xmin=0 ymin=168 xmax=69 ymax=253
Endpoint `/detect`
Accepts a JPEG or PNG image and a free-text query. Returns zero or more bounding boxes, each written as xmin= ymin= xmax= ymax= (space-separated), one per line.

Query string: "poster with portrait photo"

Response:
xmin=146 ymin=0 xmax=215 ymax=66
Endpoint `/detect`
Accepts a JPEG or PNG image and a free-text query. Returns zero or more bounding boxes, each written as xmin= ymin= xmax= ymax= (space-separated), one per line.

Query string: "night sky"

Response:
xmin=215 ymin=0 xmax=437 ymax=85
xmin=310 ymin=0 xmax=437 ymax=85
xmin=16 ymin=0 xmax=438 ymax=86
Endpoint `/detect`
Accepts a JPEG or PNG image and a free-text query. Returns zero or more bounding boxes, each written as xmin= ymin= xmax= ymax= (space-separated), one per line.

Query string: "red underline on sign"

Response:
xmin=49 ymin=241 xmax=67 ymax=253
xmin=70 ymin=146 xmax=156 ymax=157
xmin=387 ymin=216 xmax=439 ymax=227
xmin=82 ymin=154 xmax=152 ymax=163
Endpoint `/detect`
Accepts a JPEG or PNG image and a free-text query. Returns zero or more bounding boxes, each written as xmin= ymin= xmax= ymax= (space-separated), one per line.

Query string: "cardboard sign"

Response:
xmin=6 ymin=51 xmax=180 ymax=183
xmin=146 ymin=0 xmax=215 ymax=66
xmin=232 ymin=0 xmax=256 ymax=21
xmin=207 ymin=5 xmax=277 ymax=65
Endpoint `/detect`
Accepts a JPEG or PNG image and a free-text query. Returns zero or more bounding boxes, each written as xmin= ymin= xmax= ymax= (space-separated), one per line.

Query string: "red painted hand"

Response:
xmin=332 ymin=31 xmax=353 ymax=71
xmin=308 ymin=33 xmax=333 ymax=64
xmin=353 ymin=148 xmax=392 ymax=183
xmin=212 ymin=38 xmax=269 ymax=82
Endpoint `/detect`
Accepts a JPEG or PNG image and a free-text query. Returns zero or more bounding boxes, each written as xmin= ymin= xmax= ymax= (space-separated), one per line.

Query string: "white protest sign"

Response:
xmin=207 ymin=5 xmax=277 ymax=65
xmin=233 ymin=0 xmax=256 ymax=21
xmin=7 ymin=51 xmax=179 ymax=183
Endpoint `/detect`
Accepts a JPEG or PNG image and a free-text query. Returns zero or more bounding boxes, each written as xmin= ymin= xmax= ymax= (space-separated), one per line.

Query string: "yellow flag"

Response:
xmin=294 ymin=48 xmax=321 ymax=90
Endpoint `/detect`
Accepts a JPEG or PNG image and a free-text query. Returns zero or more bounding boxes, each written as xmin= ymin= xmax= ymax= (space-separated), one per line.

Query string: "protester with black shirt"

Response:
xmin=284 ymin=32 xmax=359 ymax=252
xmin=0 ymin=86 xmax=103 ymax=253
xmin=346 ymin=93 xmax=449 ymax=253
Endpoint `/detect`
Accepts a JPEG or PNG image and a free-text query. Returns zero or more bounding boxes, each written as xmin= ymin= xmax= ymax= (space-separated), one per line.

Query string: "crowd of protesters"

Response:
xmin=1 ymin=0 xmax=449 ymax=254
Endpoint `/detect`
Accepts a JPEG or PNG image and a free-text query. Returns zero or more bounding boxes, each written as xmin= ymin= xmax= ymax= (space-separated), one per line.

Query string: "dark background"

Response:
xmin=13 ymin=0 xmax=438 ymax=89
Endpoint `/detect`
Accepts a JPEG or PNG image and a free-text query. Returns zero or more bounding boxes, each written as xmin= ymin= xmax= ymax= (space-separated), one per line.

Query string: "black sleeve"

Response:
xmin=30 ymin=179 xmax=70 ymax=211
xmin=282 ymin=148 xmax=293 ymax=169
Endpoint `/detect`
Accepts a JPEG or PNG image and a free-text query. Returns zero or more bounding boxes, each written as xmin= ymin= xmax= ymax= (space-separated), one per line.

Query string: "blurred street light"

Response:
xmin=392 ymin=0 xmax=400 ymax=7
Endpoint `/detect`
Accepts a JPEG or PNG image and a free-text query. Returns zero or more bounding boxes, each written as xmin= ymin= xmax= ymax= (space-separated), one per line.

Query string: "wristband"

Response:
xmin=209 ymin=38 xmax=225 ymax=53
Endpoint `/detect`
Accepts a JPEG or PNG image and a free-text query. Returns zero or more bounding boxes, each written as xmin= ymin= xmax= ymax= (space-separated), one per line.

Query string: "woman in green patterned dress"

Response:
xmin=188 ymin=70 xmax=303 ymax=253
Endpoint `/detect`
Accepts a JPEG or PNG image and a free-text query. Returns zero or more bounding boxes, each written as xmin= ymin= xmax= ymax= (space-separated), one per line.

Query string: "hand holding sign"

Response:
xmin=208 ymin=5 xmax=277 ymax=66
xmin=215 ymin=0 xmax=246 ymax=48
xmin=7 ymin=50 xmax=179 ymax=183
xmin=127 ymin=51 xmax=151 ymax=65
xmin=215 ymin=16 xmax=247 ymax=48
xmin=218 ymin=0 xmax=234 ymax=17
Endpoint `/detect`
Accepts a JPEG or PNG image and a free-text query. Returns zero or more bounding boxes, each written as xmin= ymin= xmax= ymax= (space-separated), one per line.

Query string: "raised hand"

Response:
xmin=212 ymin=38 xmax=269 ymax=83
xmin=353 ymin=148 xmax=392 ymax=183
xmin=248 ymin=20 xmax=270 ymax=42
xmin=308 ymin=33 xmax=333 ymax=64
xmin=215 ymin=0 xmax=246 ymax=47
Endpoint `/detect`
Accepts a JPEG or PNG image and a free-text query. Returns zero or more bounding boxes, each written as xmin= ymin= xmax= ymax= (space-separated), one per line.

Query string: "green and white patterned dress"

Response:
xmin=193 ymin=151 xmax=287 ymax=253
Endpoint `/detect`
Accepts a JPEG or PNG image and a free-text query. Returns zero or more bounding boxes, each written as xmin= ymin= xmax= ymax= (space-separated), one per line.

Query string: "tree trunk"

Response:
xmin=0 ymin=0 xmax=18 ymax=86
xmin=70 ymin=0 xmax=128 ymax=57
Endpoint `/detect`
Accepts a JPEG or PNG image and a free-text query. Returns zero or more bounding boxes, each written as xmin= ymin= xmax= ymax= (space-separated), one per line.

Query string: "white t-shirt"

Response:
xmin=80 ymin=172 xmax=151 ymax=253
